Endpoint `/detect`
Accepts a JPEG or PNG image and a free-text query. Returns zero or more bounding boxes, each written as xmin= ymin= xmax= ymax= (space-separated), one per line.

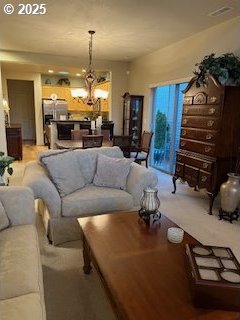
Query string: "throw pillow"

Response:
xmin=93 ymin=154 xmax=134 ymax=189
xmin=41 ymin=150 xmax=86 ymax=197
xmin=0 ymin=201 xmax=9 ymax=231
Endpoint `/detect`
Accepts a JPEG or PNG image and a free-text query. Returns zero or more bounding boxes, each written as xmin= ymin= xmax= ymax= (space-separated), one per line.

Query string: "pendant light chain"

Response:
xmin=88 ymin=30 xmax=95 ymax=71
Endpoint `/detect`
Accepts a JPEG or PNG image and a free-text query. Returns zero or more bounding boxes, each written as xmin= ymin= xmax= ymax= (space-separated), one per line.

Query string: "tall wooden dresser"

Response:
xmin=172 ymin=75 xmax=240 ymax=214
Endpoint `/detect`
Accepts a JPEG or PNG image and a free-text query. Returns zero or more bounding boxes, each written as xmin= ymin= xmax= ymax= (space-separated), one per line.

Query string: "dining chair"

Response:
xmin=71 ymin=129 xmax=89 ymax=140
xmin=130 ymin=131 xmax=153 ymax=167
xmin=113 ymin=135 xmax=132 ymax=158
xmin=82 ymin=135 xmax=103 ymax=149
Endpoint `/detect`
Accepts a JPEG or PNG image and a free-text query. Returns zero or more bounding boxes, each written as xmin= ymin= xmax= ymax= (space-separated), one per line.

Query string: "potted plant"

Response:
xmin=194 ymin=53 xmax=240 ymax=87
xmin=0 ymin=152 xmax=14 ymax=185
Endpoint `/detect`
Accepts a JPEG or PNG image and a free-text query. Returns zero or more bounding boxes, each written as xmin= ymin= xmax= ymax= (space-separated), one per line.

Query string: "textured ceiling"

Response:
xmin=0 ymin=0 xmax=239 ymax=61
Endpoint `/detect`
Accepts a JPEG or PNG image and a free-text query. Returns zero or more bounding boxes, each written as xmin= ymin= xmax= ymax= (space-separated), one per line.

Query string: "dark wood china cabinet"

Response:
xmin=122 ymin=93 xmax=144 ymax=149
xmin=172 ymin=75 xmax=240 ymax=214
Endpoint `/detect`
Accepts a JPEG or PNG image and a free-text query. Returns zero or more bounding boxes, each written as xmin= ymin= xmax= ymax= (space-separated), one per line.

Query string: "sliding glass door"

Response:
xmin=151 ymin=82 xmax=187 ymax=174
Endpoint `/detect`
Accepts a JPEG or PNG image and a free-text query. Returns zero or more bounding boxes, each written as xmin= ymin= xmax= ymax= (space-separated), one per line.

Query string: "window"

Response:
xmin=151 ymin=82 xmax=187 ymax=174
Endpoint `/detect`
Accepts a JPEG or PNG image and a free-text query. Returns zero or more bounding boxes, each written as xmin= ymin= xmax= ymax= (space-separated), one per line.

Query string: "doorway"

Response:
xmin=7 ymin=79 xmax=36 ymax=141
xmin=151 ymin=82 xmax=187 ymax=174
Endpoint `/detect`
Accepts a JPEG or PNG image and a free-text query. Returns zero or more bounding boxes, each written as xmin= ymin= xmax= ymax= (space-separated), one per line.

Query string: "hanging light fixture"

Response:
xmin=71 ymin=31 xmax=109 ymax=108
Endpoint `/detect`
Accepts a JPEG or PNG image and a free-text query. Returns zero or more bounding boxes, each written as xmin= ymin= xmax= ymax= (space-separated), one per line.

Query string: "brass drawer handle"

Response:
xmin=206 ymin=133 xmax=213 ymax=140
xmin=181 ymin=141 xmax=186 ymax=147
xmin=182 ymin=119 xmax=188 ymax=125
xmin=177 ymin=156 xmax=182 ymax=161
xmin=184 ymin=97 xmax=191 ymax=104
xmin=202 ymin=163 xmax=209 ymax=169
xmin=184 ymin=107 xmax=189 ymax=113
xmin=201 ymin=176 xmax=208 ymax=182
xmin=209 ymin=96 xmax=217 ymax=103
xmin=208 ymin=107 xmax=216 ymax=114
xmin=207 ymin=120 xmax=214 ymax=127
xmin=176 ymin=167 xmax=181 ymax=172
xmin=205 ymin=146 xmax=212 ymax=153
xmin=182 ymin=130 xmax=187 ymax=136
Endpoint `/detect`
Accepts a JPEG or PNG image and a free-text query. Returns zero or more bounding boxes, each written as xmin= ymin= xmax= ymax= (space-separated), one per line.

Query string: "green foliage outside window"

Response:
xmin=154 ymin=111 xmax=167 ymax=149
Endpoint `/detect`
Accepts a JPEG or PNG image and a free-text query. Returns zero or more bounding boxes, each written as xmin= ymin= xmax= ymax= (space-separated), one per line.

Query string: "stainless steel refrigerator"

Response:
xmin=42 ymin=99 xmax=68 ymax=125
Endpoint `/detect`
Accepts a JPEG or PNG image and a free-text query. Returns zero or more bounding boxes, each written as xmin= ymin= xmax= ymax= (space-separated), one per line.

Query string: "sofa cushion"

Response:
xmin=0 ymin=293 xmax=45 ymax=320
xmin=0 ymin=201 xmax=9 ymax=231
xmin=38 ymin=149 xmax=66 ymax=161
xmin=41 ymin=150 xmax=85 ymax=197
xmin=93 ymin=154 xmax=134 ymax=189
xmin=0 ymin=225 xmax=43 ymax=300
xmin=62 ymin=184 xmax=133 ymax=217
xmin=74 ymin=146 xmax=124 ymax=184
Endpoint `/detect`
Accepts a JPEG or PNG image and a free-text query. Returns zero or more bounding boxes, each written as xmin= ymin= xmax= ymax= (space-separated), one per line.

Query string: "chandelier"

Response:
xmin=71 ymin=31 xmax=108 ymax=108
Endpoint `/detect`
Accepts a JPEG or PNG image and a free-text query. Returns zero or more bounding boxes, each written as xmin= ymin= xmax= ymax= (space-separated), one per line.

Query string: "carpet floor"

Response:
xmin=9 ymin=163 xmax=240 ymax=320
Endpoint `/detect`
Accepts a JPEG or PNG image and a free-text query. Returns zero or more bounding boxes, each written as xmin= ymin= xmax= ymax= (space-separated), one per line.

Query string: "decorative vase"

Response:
xmin=139 ymin=187 xmax=161 ymax=225
xmin=220 ymin=173 xmax=240 ymax=213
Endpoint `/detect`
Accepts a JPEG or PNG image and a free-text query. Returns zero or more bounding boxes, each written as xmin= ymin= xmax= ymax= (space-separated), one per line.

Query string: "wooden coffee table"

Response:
xmin=78 ymin=212 xmax=239 ymax=320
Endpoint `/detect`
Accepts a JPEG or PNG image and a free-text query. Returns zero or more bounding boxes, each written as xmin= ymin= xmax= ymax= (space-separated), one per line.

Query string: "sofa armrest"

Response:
xmin=126 ymin=163 xmax=158 ymax=206
xmin=22 ymin=161 xmax=61 ymax=218
xmin=0 ymin=186 xmax=35 ymax=226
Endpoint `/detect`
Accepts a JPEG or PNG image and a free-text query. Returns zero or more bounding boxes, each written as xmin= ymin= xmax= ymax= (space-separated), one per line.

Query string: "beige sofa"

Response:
xmin=0 ymin=187 xmax=46 ymax=320
xmin=23 ymin=147 xmax=158 ymax=245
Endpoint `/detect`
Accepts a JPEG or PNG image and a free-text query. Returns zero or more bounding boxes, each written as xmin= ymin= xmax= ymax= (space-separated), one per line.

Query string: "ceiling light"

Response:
xmin=208 ymin=7 xmax=232 ymax=17
xmin=82 ymin=69 xmax=86 ymax=73
xmin=76 ymin=73 xmax=81 ymax=77
xmin=71 ymin=31 xmax=108 ymax=110
xmin=58 ymin=71 xmax=69 ymax=75
xmin=48 ymin=69 xmax=54 ymax=73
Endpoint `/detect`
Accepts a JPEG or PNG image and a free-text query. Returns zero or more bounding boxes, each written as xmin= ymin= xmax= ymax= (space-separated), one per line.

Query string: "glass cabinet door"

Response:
xmin=123 ymin=93 xmax=144 ymax=148
xmin=123 ymin=97 xmax=130 ymax=136
xmin=130 ymin=97 xmax=143 ymax=148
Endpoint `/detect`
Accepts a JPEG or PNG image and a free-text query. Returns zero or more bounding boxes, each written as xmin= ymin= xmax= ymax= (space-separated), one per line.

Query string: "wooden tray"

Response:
xmin=185 ymin=244 xmax=240 ymax=311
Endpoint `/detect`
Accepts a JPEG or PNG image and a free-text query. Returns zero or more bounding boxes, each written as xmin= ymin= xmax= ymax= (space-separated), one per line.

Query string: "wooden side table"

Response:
xmin=6 ymin=124 xmax=22 ymax=160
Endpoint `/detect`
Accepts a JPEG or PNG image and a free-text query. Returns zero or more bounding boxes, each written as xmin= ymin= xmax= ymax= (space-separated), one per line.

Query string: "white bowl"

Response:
xmin=167 ymin=227 xmax=184 ymax=243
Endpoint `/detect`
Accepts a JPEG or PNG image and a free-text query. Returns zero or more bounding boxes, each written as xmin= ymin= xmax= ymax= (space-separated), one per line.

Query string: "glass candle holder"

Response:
xmin=139 ymin=187 xmax=161 ymax=225
xmin=140 ymin=187 xmax=160 ymax=213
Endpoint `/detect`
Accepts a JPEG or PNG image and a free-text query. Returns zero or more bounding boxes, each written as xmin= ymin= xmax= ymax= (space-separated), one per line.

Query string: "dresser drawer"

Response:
xmin=181 ymin=128 xmax=217 ymax=143
xmin=6 ymin=128 xmax=21 ymax=136
xmin=176 ymin=152 xmax=213 ymax=173
xmin=198 ymin=171 xmax=212 ymax=189
xmin=181 ymin=116 xmax=219 ymax=130
xmin=184 ymin=165 xmax=199 ymax=184
xmin=175 ymin=162 xmax=184 ymax=176
xmin=180 ymin=139 xmax=216 ymax=156
xmin=183 ymin=105 xmax=221 ymax=117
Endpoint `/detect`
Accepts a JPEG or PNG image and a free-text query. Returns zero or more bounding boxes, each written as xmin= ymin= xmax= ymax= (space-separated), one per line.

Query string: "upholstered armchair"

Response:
xmin=22 ymin=147 xmax=158 ymax=245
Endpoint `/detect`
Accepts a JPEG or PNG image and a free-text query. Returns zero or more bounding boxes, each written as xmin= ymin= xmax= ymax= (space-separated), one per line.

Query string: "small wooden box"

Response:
xmin=185 ymin=244 xmax=240 ymax=311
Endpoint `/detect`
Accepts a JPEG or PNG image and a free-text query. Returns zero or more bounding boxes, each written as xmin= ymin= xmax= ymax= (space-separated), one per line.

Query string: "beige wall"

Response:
xmin=0 ymin=64 xmax=7 ymax=154
xmin=1 ymin=52 xmax=129 ymax=144
xmin=128 ymin=17 xmax=240 ymax=130
xmin=1 ymin=17 xmax=239 ymax=148
xmin=1 ymin=70 xmax=43 ymax=145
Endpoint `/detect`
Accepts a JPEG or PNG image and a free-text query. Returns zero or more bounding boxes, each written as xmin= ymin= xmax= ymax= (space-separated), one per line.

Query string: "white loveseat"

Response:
xmin=23 ymin=147 xmax=158 ymax=245
xmin=0 ymin=187 xmax=46 ymax=320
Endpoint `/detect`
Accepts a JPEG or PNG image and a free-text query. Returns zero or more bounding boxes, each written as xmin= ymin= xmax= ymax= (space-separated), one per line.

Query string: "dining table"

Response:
xmin=55 ymin=139 xmax=113 ymax=149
